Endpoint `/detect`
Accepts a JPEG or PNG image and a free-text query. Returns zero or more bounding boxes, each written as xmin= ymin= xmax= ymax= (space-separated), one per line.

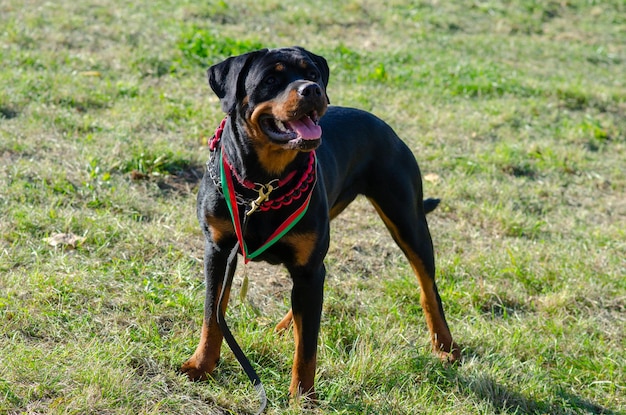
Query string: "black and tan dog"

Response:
xmin=181 ymin=46 xmax=459 ymax=400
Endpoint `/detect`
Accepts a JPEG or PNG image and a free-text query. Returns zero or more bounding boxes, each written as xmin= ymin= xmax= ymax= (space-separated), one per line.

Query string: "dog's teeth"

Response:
xmin=309 ymin=112 xmax=319 ymax=124
xmin=275 ymin=120 xmax=287 ymax=132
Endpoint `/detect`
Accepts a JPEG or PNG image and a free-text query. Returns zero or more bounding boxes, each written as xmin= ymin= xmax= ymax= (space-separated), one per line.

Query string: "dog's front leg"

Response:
xmin=181 ymin=240 xmax=235 ymax=380
xmin=288 ymin=263 xmax=325 ymax=401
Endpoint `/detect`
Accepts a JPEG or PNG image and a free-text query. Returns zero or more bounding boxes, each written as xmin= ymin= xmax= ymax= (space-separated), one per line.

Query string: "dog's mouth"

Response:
xmin=260 ymin=111 xmax=322 ymax=149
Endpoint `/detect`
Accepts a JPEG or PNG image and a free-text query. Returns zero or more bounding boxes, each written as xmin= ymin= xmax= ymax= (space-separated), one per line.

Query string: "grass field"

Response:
xmin=1 ymin=0 xmax=625 ymax=414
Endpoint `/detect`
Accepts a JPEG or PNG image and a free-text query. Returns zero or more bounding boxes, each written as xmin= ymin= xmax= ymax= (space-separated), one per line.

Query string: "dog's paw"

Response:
xmin=180 ymin=356 xmax=213 ymax=381
xmin=436 ymin=342 xmax=462 ymax=365
xmin=274 ymin=309 xmax=293 ymax=334
xmin=289 ymin=385 xmax=318 ymax=406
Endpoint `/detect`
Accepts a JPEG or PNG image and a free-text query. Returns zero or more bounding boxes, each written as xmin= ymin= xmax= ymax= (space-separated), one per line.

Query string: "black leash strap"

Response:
xmin=216 ymin=235 xmax=267 ymax=414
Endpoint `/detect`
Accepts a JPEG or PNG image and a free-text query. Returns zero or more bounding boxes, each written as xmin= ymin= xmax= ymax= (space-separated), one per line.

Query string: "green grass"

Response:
xmin=1 ymin=0 xmax=625 ymax=414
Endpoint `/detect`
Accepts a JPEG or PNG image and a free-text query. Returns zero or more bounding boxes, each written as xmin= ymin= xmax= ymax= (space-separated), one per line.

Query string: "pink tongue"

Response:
xmin=285 ymin=116 xmax=322 ymax=140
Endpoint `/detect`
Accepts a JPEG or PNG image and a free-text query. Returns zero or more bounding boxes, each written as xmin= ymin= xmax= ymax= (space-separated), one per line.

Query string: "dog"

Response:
xmin=181 ymin=46 xmax=460 ymax=400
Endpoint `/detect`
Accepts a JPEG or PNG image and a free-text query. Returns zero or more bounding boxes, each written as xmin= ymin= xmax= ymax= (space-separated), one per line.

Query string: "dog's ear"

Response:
xmin=208 ymin=49 xmax=268 ymax=113
xmin=296 ymin=47 xmax=330 ymax=104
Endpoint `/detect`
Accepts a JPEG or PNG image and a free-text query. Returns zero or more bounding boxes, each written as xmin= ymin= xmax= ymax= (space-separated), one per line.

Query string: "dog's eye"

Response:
xmin=264 ymin=75 xmax=277 ymax=85
xmin=308 ymin=71 xmax=319 ymax=81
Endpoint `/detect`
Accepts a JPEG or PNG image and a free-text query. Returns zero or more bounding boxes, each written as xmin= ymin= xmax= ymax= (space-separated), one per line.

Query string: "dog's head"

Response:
xmin=208 ymin=47 xmax=330 ymax=154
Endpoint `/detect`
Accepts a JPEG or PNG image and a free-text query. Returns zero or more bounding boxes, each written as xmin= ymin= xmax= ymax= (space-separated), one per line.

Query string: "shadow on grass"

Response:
xmin=1 ymin=105 xmax=19 ymax=119
xmin=446 ymin=347 xmax=618 ymax=415
xmin=122 ymin=147 xmax=206 ymax=196
xmin=154 ymin=164 xmax=205 ymax=195
xmin=129 ymin=162 xmax=205 ymax=196
xmin=456 ymin=373 xmax=616 ymax=415
xmin=129 ymin=355 xmax=234 ymax=415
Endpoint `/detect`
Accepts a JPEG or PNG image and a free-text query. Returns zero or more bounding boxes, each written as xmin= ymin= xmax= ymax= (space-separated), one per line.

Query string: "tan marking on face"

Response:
xmin=248 ymin=89 xmax=304 ymax=122
xmin=244 ymin=82 xmax=326 ymax=175
xmin=245 ymin=100 xmax=300 ymax=175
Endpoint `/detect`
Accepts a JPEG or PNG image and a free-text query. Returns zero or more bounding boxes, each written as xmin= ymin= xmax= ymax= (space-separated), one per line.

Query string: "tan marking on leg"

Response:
xmin=282 ymin=232 xmax=318 ymax=267
xmin=289 ymin=313 xmax=317 ymax=400
xmin=275 ymin=308 xmax=293 ymax=333
xmin=181 ymin=285 xmax=232 ymax=380
xmin=368 ymin=198 xmax=460 ymax=362
xmin=407 ymin=256 xmax=460 ymax=362
xmin=329 ymin=199 xmax=351 ymax=220
xmin=206 ymin=215 xmax=234 ymax=244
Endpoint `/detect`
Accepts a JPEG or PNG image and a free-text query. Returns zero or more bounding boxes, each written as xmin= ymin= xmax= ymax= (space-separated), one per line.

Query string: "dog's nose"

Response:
xmin=298 ymin=83 xmax=322 ymax=98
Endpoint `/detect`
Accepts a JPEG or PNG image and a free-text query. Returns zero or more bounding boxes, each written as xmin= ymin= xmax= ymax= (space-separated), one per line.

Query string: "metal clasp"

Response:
xmin=246 ymin=180 xmax=278 ymax=216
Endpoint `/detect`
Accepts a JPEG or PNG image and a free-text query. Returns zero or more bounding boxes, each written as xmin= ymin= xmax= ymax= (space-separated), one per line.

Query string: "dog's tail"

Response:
xmin=423 ymin=198 xmax=441 ymax=214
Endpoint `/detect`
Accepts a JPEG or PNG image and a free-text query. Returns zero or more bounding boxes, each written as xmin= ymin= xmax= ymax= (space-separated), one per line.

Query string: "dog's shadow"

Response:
xmin=423 ymin=346 xmax=619 ymax=415
xmin=454 ymin=373 xmax=614 ymax=415
xmin=153 ymin=163 xmax=205 ymax=196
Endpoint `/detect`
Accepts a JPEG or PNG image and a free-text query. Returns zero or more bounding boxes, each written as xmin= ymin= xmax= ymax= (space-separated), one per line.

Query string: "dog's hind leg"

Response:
xmin=275 ymin=308 xmax=293 ymax=333
xmin=275 ymin=196 xmax=440 ymax=336
xmin=365 ymin=160 xmax=460 ymax=362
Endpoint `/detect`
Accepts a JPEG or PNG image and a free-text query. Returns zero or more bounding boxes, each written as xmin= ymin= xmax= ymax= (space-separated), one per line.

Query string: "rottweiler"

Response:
xmin=181 ymin=46 xmax=460 ymax=400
